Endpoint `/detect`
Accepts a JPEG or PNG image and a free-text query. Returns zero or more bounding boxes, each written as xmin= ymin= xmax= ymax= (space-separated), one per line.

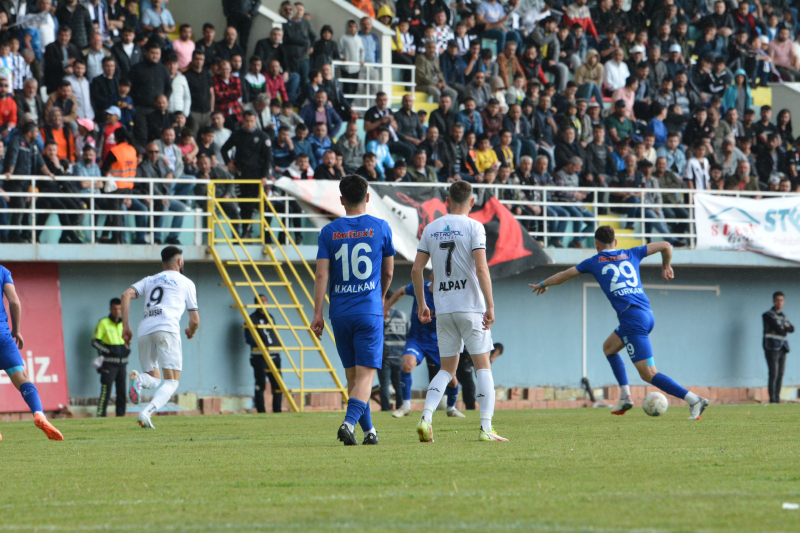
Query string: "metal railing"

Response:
xmin=332 ymin=60 xmax=416 ymax=113
xmin=0 ymin=175 xmax=211 ymax=245
xmin=1 ymin=176 xmax=789 ymax=249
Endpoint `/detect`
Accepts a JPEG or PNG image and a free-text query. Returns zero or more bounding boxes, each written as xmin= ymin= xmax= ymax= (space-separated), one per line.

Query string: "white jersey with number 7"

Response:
xmin=417 ymin=214 xmax=487 ymax=315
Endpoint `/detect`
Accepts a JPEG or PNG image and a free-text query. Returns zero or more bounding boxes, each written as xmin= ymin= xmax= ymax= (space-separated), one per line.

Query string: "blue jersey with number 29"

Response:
xmin=575 ymin=246 xmax=652 ymax=315
xmin=317 ymin=214 xmax=396 ymax=318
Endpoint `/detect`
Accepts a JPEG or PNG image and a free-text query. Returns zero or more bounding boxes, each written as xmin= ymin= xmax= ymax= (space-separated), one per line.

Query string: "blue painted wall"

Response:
xmin=57 ymin=259 xmax=800 ymax=400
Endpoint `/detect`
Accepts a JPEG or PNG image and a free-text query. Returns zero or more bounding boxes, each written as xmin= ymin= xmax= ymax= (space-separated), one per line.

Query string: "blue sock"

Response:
xmin=19 ymin=382 xmax=43 ymax=414
xmin=358 ymin=401 xmax=373 ymax=432
xmin=344 ymin=398 xmax=367 ymax=427
xmin=651 ymin=372 xmax=689 ymax=400
xmin=401 ymin=372 xmax=412 ymax=402
xmin=606 ymin=353 xmax=629 ymax=386
xmin=445 ymin=384 xmax=459 ymax=408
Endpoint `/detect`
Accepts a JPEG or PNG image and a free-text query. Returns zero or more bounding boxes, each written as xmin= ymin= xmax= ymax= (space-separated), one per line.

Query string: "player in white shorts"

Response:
xmin=412 ymin=181 xmax=507 ymax=443
xmin=121 ymin=246 xmax=200 ymax=429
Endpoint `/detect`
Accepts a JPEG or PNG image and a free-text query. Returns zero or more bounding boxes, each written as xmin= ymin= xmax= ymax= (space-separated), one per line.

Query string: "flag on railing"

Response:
xmin=694 ymin=193 xmax=800 ymax=263
xmin=273 ymin=178 xmax=552 ymax=279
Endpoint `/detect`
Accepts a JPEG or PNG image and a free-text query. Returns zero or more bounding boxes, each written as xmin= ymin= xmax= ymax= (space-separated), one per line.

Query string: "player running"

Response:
xmin=122 ymin=246 xmax=200 ymax=429
xmin=311 ymin=175 xmax=395 ymax=446
xmin=383 ymin=276 xmax=464 ymax=419
xmin=529 ymin=226 xmax=709 ymax=420
xmin=0 ymin=265 xmax=63 ymax=441
xmin=412 ymin=181 xmax=507 ymax=443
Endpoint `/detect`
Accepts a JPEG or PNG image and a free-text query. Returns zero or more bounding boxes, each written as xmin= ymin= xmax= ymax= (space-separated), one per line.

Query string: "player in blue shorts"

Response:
xmin=312 ymin=175 xmax=396 ymax=445
xmin=0 ymin=265 xmax=64 ymax=441
xmin=529 ymin=226 xmax=709 ymax=420
xmin=383 ymin=278 xmax=463 ymax=418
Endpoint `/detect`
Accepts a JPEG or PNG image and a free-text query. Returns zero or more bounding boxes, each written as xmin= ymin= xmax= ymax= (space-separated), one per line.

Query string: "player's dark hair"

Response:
xmin=494 ymin=343 xmax=504 ymax=354
xmin=449 ymin=181 xmax=473 ymax=205
xmin=110 ymin=298 xmax=121 ymax=306
xmin=774 ymin=291 xmax=785 ymax=300
xmin=595 ymin=225 xmax=615 ymax=244
xmin=161 ymin=246 xmax=183 ymax=266
xmin=340 ymin=175 xmax=369 ymax=207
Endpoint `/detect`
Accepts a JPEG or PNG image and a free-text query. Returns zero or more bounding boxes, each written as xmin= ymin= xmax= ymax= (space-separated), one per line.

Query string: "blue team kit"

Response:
xmin=317 ymin=215 xmax=395 ymax=369
xmin=403 ymin=282 xmax=441 ymax=367
xmin=576 ymin=246 xmax=655 ymax=365
xmin=0 ymin=265 xmax=24 ymax=374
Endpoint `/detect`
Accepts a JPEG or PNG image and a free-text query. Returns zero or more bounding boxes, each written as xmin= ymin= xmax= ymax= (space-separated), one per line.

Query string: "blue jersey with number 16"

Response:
xmin=576 ymin=246 xmax=652 ymax=315
xmin=317 ymin=214 xmax=396 ymax=318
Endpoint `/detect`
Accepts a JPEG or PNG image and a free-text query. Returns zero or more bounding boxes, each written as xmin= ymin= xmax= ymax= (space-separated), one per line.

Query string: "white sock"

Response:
xmin=147 ymin=379 xmax=179 ymax=413
xmin=402 ymin=400 xmax=411 ymax=409
xmin=344 ymin=421 xmax=354 ymax=432
xmin=621 ymin=385 xmax=631 ymax=398
xmin=139 ymin=372 xmax=160 ymax=389
xmin=684 ymin=391 xmax=700 ymax=405
xmin=422 ymin=370 xmax=451 ymax=424
xmin=366 ymin=427 xmax=376 ymax=436
xmin=476 ymin=369 xmax=495 ymax=432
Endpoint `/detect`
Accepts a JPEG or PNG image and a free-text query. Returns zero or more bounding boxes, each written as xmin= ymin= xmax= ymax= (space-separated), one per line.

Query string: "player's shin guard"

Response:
xmin=358 ymin=401 xmax=375 ymax=433
xmin=445 ymin=383 xmax=459 ymax=408
xmin=476 ymin=369 xmax=495 ymax=432
xmin=345 ymin=398 xmax=367 ymax=429
xmin=651 ymin=373 xmax=689 ymax=400
xmin=148 ymin=379 xmax=179 ymax=413
xmin=422 ymin=370 xmax=451 ymax=423
xmin=401 ymin=372 xmax=412 ymax=407
xmin=19 ymin=382 xmax=43 ymax=415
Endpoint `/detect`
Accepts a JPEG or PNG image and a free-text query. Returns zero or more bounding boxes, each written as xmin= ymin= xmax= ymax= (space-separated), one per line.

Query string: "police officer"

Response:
xmin=245 ymin=294 xmax=283 ymax=413
xmin=380 ymin=290 xmax=407 ymax=411
xmin=763 ymin=291 xmax=794 ymax=404
xmin=92 ymin=298 xmax=131 ymax=417
xmin=220 ymin=110 xmax=272 ymax=239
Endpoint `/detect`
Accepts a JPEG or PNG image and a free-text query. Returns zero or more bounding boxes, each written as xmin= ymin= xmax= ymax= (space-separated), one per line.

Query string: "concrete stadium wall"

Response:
xmin=54 ymin=260 xmax=800 ymax=402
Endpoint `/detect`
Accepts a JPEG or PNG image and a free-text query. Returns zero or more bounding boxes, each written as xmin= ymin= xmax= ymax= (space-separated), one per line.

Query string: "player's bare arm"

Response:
xmin=381 ymin=255 xmax=394 ymax=304
xmin=383 ymin=281 xmax=405 ymax=318
xmin=185 ymin=310 xmax=200 ymax=339
xmin=120 ymin=287 xmax=138 ymax=344
xmin=311 ymin=258 xmax=330 ymax=339
xmin=473 ymin=248 xmax=495 ymax=330
xmin=411 ymin=250 xmax=431 ymax=324
xmin=4 ymin=282 xmax=23 ymax=349
xmin=646 ymin=242 xmax=674 ymax=282
xmin=529 ymin=267 xmax=582 ymax=295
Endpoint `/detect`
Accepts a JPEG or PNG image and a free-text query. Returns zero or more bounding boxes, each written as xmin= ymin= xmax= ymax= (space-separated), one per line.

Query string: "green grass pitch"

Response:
xmin=2 ymin=406 xmax=799 ymax=532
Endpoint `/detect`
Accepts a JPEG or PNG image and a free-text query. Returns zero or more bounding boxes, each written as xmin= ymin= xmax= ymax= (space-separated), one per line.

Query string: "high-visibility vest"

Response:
xmin=109 ymin=143 xmax=137 ymax=189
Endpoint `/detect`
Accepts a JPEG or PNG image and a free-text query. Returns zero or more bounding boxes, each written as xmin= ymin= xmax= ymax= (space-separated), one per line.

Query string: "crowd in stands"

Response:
xmin=0 ymin=0 xmax=798 ymax=246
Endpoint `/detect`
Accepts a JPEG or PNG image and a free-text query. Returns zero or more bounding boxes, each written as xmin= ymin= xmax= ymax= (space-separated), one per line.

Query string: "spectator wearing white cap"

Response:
xmin=665 ymin=43 xmax=686 ymax=80
xmin=625 ymin=44 xmax=645 ymax=74
xmin=100 ymin=106 xmax=123 ymax=161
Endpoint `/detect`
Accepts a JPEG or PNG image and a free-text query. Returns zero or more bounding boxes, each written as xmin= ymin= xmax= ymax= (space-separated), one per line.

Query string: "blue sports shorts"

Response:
xmin=331 ymin=314 xmax=383 ymax=369
xmin=615 ymin=306 xmax=655 ymax=364
xmin=403 ymin=338 xmax=441 ymax=367
xmin=0 ymin=332 xmax=24 ymax=373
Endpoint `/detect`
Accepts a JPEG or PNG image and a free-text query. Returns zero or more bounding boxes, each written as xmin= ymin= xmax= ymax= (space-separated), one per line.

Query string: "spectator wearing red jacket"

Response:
xmin=265 ymin=59 xmax=290 ymax=102
xmin=213 ymin=59 xmax=243 ymax=127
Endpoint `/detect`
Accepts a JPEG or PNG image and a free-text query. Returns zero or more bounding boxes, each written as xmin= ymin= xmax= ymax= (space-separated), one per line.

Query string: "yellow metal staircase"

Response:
xmin=206 ymin=181 xmax=348 ymax=412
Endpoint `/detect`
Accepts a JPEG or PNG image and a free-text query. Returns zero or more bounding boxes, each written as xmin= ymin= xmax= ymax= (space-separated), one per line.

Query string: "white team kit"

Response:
xmin=417 ymin=214 xmax=494 ymax=357
xmin=131 ymin=270 xmax=198 ymax=372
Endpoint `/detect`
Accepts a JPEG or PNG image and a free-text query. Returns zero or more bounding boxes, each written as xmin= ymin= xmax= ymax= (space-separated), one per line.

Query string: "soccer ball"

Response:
xmin=642 ymin=392 xmax=669 ymax=416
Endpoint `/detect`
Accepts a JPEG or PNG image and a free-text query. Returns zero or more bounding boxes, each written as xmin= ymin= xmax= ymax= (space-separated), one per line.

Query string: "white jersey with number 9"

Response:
xmin=131 ymin=270 xmax=198 ymax=337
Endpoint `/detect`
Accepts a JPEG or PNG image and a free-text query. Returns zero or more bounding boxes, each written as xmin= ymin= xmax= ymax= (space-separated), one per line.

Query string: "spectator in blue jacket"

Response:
xmin=272 ymin=126 xmax=297 ymax=174
xmin=293 ymin=123 xmax=316 ymax=169
xmin=440 ymin=40 xmax=467 ymax=102
xmin=365 ymin=127 xmax=395 ymax=177
xmin=308 ymin=122 xmax=332 ymax=164
xmin=299 ymin=89 xmax=342 ymax=139
xmin=457 ymin=97 xmax=484 ymax=135
xmin=646 ymin=103 xmax=669 ymax=148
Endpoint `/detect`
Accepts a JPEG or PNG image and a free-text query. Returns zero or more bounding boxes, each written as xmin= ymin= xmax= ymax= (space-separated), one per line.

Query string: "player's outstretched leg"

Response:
xmin=128 ymin=370 xmax=160 ymax=404
xmin=445 ymin=380 xmax=465 ymax=417
xmin=9 ymin=370 xmax=63 ymax=441
xmin=417 ymin=369 xmax=452 ymax=442
xmin=393 ymin=355 xmax=416 ymax=418
xmin=359 ymin=402 xmax=378 ymax=445
xmin=138 ymin=378 xmax=179 ymax=429
xmin=475 ymin=367 xmax=508 ymax=442
xmin=603 ymin=333 xmax=633 ymax=415
xmin=634 ymin=361 xmax=709 ymax=420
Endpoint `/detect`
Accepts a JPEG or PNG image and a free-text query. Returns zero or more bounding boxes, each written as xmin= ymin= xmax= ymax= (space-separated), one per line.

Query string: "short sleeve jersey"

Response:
xmin=575 ymin=246 xmax=652 ymax=315
xmin=0 ymin=265 xmax=14 ymax=334
xmin=130 ymin=270 xmax=198 ymax=337
xmin=417 ymin=214 xmax=487 ymax=315
xmin=317 ymin=214 xmax=396 ymax=318
xmin=404 ymin=281 xmax=438 ymax=347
